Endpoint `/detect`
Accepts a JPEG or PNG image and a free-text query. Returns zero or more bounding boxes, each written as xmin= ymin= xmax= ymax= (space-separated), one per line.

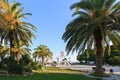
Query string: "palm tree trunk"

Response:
xmin=94 ymin=27 xmax=104 ymax=75
xmin=42 ymin=56 xmax=44 ymax=67
xmin=15 ymin=51 xmax=19 ymax=64
xmin=9 ymin=31 xmax=15 ymax=58
xmin=95 ymin=43 xmax=104 ymax=74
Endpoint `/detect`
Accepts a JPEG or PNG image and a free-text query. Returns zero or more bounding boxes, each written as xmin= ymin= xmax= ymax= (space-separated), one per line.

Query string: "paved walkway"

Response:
xmin=59 ymin=65 xmax=120 ymax=80
xmin=84 ymin=74 xmax=120 ymax=80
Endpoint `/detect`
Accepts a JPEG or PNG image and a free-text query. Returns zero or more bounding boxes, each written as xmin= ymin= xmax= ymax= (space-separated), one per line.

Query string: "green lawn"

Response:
xmin=0 ymin=72 xmax=101 ymax=80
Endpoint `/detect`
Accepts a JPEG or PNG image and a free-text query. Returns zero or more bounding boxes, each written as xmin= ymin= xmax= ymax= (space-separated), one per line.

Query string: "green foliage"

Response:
xmin=31 ymin=62 xmax=42 ymax=70
xmin=24 ymin=67 xmax=32 ymax=73
xmin=77 ymin=50 xmax=95 ymax=64
xmin=103 ymin=46 xmax=120 ymax=65
xmin=0 ymin=45 xmax=9 ymax=59
xmin=19 ymin=55 xmax=32 ymax=66
xmin=0 ymin=55 xmax=35 ymax=73
xmin=108 ymin=56 xmax=120 ymax=65
xmin=33 ymin=45 xmax=53 ymax=59
xmin=0 ymin=56 xmax=24 ymax=74
xmin=33 ymin=44 xmax=53 ymax=67
xmin=19 ymin=55 xmax=33 ymax=72
xmin=0 ymin=62 xmax=7 ymax=70
xmin=8 ymin=63 xmax=24 ymax=75
xmin=77 ymin=46 xmax=120 ymax=65
xmin=3 ymin=56 xmax=17 ymax=64
xmin=0 ymin=56 xmax=17 ymax=70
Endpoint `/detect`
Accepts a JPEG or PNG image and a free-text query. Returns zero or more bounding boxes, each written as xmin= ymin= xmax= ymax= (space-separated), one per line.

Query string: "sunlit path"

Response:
xmin=59 ymin=65 xmax=120 ymax=74
xmin=59 ymin=65 xmax=120 ymax=80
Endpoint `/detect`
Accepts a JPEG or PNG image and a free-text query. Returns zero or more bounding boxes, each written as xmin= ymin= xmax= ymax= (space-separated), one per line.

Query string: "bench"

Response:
xmin=0 ymin=70 xmax=8 ymax=76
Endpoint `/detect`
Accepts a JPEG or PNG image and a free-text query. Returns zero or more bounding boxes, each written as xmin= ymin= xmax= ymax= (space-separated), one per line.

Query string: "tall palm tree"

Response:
xmin=62 ymin=0 xmax=120 ymax=74
xmin=33 ymin=45 xmax=53 ymax=67
xmin=0 ymin=0 xmax=36 ymax=57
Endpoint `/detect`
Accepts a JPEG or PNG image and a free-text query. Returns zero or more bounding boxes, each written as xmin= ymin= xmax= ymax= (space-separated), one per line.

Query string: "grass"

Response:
xmin=0 ymin=67 xmax=102 ymax=80
xmin=44 ymin=67 xmax=87 ymax=73
xmin=0 ymin=72 xmax=102 ymax=80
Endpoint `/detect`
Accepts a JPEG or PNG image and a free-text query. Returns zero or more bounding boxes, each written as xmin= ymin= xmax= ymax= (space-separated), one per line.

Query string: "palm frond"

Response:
xmin=11 ymin=2 xmax=21 ymax=14
xmin=105 ymin=0 xmax=116 ymax=10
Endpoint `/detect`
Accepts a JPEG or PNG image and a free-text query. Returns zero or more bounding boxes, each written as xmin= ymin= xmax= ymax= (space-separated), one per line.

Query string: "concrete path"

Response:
xmin=84 ymin=74 xmax=120 ymax=80
xmin=59 ymin=65 xmax=120 ymax=80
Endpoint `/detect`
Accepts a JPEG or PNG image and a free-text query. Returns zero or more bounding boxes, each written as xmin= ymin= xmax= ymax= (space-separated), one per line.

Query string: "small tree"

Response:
xmin=33 ymin=45 xmax=53 ymax=68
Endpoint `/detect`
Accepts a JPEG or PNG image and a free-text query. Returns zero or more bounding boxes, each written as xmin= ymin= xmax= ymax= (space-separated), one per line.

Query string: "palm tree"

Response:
xmin=0 ymin=0 xmax=36 ymax=58
xmin=14 ymin=41 xmax=31 ymax=62
xmin=62 ymin=0 xmax=120 ymax=75
xmin=33 ymin=45 xmax=53 ymax=67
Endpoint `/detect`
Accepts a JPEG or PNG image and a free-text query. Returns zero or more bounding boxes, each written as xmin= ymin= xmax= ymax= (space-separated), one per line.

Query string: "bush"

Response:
xmin=31 ymin=62 xmax=42 ymax=70
xmin=19 ymin=55 xmax=32 ymax=66
xmin=108 ymin=56 xmax=120 ymax=65
xmin=0 ymin=57 xmax=17 ymax=70
xmin=8 ymin=63 xmax=24 ymax=75
xmin=31 ymin=64 xmax=41 ymax=70
xmin=38 ymin=64 xmax=42 ymax=70
xmin=4 ymin=56 xmax=17 ymax=64
xmin=0 ymin=62 xmax=8 ymax=70
xmin=24 ymin=67 xmax=32 ymax=72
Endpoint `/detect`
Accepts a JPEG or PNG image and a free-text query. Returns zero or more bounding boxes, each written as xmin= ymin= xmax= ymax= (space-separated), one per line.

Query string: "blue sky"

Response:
xmin=15 ymin=0 xmax=79 ymax=61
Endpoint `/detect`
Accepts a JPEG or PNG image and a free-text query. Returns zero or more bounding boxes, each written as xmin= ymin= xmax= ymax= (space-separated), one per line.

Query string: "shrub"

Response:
xmin=0 ymin=57 xmax=17 ymax=70
xmin=8 ymin=63 xmax=24 ymax=75
xmin=31 ymin=63 xmax=42 ymax=70
xmin=38 ymin=64 xmax=42 ymax=69
xmin=4 ymin=56 xmax=17 ymax=64
xmin=0 ymin=62 xmax=6 ymax=70
xmin=108 ymin=56 xmax=120 ymax=65
xmin=24 ymin=67 xmax=32 ymax=72
xmin=19 ymin=55 xmax=32 ymax=66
